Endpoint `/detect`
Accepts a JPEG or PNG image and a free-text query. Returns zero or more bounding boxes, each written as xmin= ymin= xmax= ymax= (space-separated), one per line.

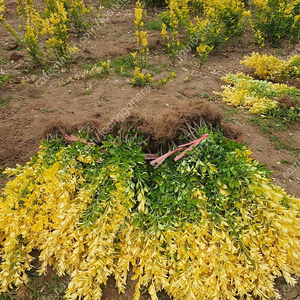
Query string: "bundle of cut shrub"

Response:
xmin=1 ymin=121 xmax=300 ymax=300
xmin=216 ymin=73 xmax=300 ymax=114
xmin=241 ymin=53 xmax=300 ymax=80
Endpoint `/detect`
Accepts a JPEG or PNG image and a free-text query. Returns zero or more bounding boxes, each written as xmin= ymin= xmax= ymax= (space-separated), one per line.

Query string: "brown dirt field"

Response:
xmin=1 ymin=2 xmax=300 ymax=300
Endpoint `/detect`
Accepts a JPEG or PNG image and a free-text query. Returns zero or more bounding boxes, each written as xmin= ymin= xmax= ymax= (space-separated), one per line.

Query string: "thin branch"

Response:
xmin=64 ymin=134 xmax=94 ymax=146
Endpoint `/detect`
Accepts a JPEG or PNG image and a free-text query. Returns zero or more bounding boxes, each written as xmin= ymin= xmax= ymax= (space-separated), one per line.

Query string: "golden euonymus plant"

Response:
xmin=217 ymin=73 xmax=300 ymax=114
xmin=161 ymin=0 xmax=184 ymax=66
xmin=241 ymin=53 xmax=300 ymax=80
xmin=1 ymin=129 xmax=300 ymax=300
xmin=160 ymin=0 xmax=249 ymax=65
xmin=252 ymin=0 xmax=300 ymax=47
xmin=159 ymin=0 xmax=300 ymax=64
xmin=0 ymin=0 xmax=92 ymax=66
xmin=131 ymin=0 xmax=153 ymax=86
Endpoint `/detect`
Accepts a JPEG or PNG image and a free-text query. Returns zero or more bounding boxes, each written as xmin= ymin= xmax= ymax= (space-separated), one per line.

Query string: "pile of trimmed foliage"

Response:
xmin=241 ymin=53 xmax=300 ymax=80
xmin=217 ymin=73 xmax=300 ymax=114
xmin=1 ymin=129 xmax=300 ymax=300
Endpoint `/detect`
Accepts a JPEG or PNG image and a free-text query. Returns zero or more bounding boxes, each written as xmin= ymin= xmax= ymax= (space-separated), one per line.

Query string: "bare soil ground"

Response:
xmin=1 ymin=2 xmax=300 ymax=300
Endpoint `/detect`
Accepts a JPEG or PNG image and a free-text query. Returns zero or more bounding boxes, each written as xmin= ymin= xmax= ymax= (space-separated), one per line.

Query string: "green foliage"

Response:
xmin=110 ymin=54 xmax=135 ymax=77
xmin=217 ymin=4 xmax=246 ymax=38
xmin=62 ymin=0 xmax=93 ymax=32
xmin=187 ymin=0 xmax=205 ymax=15
xmin=249 ymin=107 xmax=300 ymax=153
xmin=159 ymin=0 xmax=300 ymax=66
xmin=264 ymin=106 xmax=300 ymax=123
xmin=134 ymin=128 xmax=270 ymax=230
xmin=0 ymin=96 xmax=11 ymax=108
xmin=146 ymin=63 xmax=165 ymax=74
xmin=250 ymin=107 xmax=300 ymax=134
xmin=160 ymin=0 xmax=247 ymax=65
xmin=0 ymin=293 xmax=16 ymax=300
xmin=218 ymin=72 xmax=300 ymax=114
xmin=158 ymin=11 xmax=171 ymax=30
xmin=2 ymin=128 xmax=300 ymax=300
xmin=98 ymin=0 xmax=115 ymax=8
xmin=0 ymin=0 xmax=92 ymax=66
xmin=252 ymin=0 xmax=300 ymax=47
xmin=145 ymin=20 xmax=163 ymax=31
xmin=141 ymin=0 xmax=166 ymax=7
xmin=0 ymin=74 xmax=8 ymax=89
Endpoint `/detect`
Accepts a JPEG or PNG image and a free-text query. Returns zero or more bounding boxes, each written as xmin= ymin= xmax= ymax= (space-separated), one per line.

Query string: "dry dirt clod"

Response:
xmin=10 ymin=51 xmax=25 ymax=62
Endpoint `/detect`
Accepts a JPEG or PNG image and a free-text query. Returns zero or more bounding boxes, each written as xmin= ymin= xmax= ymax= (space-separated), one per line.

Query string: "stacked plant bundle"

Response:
xmin=241 ymin=53 xmax=300 ymax=80
xmin=217 ymin=73 xmax=300 ymax=114
xmin=1 ymin=128 xmax=300 ymax=300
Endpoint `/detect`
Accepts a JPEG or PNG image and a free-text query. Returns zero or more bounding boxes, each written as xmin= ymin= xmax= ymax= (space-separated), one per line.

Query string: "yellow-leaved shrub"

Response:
xmin=0 ymin=0 xmax=91 ymax=66
xmin=241 ymin=53 xmax=300 ymax=80
xmin=216 ymin=73 xmax=300 ymax=114
xmin=1 ymin=130 xmax=300 ymax=300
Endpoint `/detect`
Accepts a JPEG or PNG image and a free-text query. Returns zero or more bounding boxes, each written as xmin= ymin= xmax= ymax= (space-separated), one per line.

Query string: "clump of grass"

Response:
xmin=0 ymin=96 xmax=11 ymax=109
xmin=249 ymin=106 xmax=300 ymax=154
xmin=110 ymin=54 xmax=135 ymax=77
xmin=145 ymin=20 xmax=163 ymax=31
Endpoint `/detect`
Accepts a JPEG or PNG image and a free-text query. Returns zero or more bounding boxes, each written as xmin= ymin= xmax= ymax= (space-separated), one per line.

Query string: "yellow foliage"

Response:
xmin=131 ymin=67 xmax=153 ymax=86
xmin=116 ymin=187 xmax=300 ymax=300
xmin=180 ymin=0 xmax=246 ymax=64
xmin=161 ymin=23 xmax=168 ymax=41
xmin=160 ymin=0 xmax=183 ymax=66
xmin=252 ymin=0 xmax=300 ymax=46
xmin=0 ymin=0 xmax=91 ymax=65
xmin=253 ymin=0 xmax=267 ymax=9
xmin=100 ymin=61 xmax=110 ymax=74
xmin=133 ymin=0 xmax=149 ymax=69
xmin=216 ymin=73 xmax=300 ymax=114
xmin=0 ymin=0 xmax=5 ymax=17
xmin=1 ymin=138 xmax=300 ymax=300
xmin=241 ymin=52 xmax=300 ymax=80
xmin=241 ymin=53 xmax=286 ymax=79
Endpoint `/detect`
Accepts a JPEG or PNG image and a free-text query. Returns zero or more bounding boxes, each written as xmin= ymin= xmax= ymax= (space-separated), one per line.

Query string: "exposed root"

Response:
xmin=276 ymin=94 xmax=293 ymax=108
xmin=43 ymin=100 xmax=242 ymax=154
